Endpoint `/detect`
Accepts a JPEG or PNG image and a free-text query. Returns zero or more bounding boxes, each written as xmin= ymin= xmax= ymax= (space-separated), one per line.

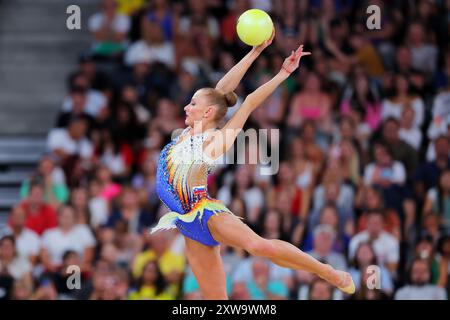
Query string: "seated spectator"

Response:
xmin=302 ymin=205 xmax=350 ymax=254
xmin=20 ymin=153 xmax=68 ymax=207
xmin=13 ymin=181 xmax=58 ymax=236
xmin=94 ymin=129 xmax=133 ymax=179
xmin=287 ymin=72 xmax=332 ymax=134
xmin=355 ymin=186 xmax=401 ymax=240
xmin=41 ymin=206 xmax=96 ymax=272
xmin=406 ymin=21 xmax=438 ymax=75
xmin=348 ymin=242 xmax=394 ymax=296
xmin=288 ymin=137 xmax=317 ymax=191
xmin=106 ymin=186 xmax=155 ymax=234
xmin=415 ymin=135 xmax=450 ymax=198
xmin=309 ymin=181 xmax=355 ymax=236
xmin=144 ymin=0 xmax=175 ymax=42
xmin=87 ymin=180 xmax=110 ymax=229
xmin=132 ymin=232 xmax=185 ymax=296
xmin=399 ymin=107 xmax=422 ymax=151
xmin=273 ymin=192 xmax=305 ymax=248
xmin=349 ymin=210 xmax=400 ymax=275
xmin=46 ymin=115 xmax=94 ymax=185
xmin=1 ymin=205 xmax=40 ymax=264
xmin=128 ymin=260 xmax=177 ymax=300
xmin=381 ymin=117 xmax=419 ymax=178
xmin=131 ymin=154 xmax=159 ymax=212
xmin=307 ymin=278 xmax=334 ymax=300
xmin=351 ymin=265 xmax=390 ymax=300
xmin=125 ymin=20 xmax=175 ymax=68
xmin=120 ymin=85 xmax=151 ymax=124
xmin=0 ymin=236 xmax=32 ymax=284
xmin=307 ymin=225 xmax=347 ymax=272
xmin=94 ymin=165 xmax=122 ymax=203
xmin=409 ymin=235 xmax=441 ymax=285
xmin=61 ymin=72 xmax=108 ymax=119
xmin=364 ymin=142 xmax=406 ymax=188
xmin=57 ymin=86 xmax=96 ymax=131
xmin=88 ymin=0 xmax=131 ymax=56
xmin=69 ymin=187 xmax=92 ymax=226
xmin=238 ymin=257 xmax=289 ymax=300
xmin=218 ymin=165 xmax=264 ymax=225
xmin=381 ymin=74 xmax=424 ymax=128
xmin=423 ymin=169 xmax=450 ymax=232
xmin=436 ymin=235 xmax=450 ymax=292
xmin=395 ymin=258 xmax=447 ymax=300
xmin=267 ymin=162 xmax=309 ymax=219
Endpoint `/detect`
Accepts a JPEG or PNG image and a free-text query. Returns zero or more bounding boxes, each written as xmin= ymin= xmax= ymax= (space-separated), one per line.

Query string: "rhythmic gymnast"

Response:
xmin=152 ymin=32 xmax=355 ymax=299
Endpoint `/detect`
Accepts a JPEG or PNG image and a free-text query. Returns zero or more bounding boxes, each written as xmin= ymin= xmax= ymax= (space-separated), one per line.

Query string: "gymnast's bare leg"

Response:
xmin=184 ymin=236 xmax=228 ymax=299
xmin=207 ymin=213 xmax=355 ymax=295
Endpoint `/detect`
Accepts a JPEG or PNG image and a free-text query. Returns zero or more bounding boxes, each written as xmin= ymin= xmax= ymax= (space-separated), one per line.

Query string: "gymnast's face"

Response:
xmin=184 ymin=90 xmax=215 ymax=128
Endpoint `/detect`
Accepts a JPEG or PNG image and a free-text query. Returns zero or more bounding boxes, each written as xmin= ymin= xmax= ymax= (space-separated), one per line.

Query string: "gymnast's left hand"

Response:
xmin=254 ymin=27 xmax=275 ymax=53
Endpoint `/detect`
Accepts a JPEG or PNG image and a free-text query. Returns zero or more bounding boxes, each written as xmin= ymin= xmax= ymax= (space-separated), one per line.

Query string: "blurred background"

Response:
xmin=0 ymin=0 xmax=449 ymax=300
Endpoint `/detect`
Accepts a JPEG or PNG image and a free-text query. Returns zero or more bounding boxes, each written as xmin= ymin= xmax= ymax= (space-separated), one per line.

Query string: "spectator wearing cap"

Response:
xmin=13 ymin=181 xmax=58 ymax=236
xmin=1 ymin=205 xmax=40 ymax=264
xmin=395 ymin=258 xmax=447 ymax=300
xmin=349 ymin=210 xmax=400 ymax=275
xmin=19 ymin=153 xmax=69 ymax=208
xmin=88 ymin=0 xmax=131 ymax=56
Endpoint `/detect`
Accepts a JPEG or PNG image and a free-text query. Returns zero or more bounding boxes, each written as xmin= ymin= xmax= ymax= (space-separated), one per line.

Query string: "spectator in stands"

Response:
xmin=1 ymin=205 xmax=40 ymax=264
xmin=308 ymin=278 xmax=334 ymax=300
xmin=0 ymin=236 xmax=32 ymax=285
xmin=41 ymin=205 xmax=96 ymax=272
xmin=406 ymin=21 xmax=439 ymax=75
xmin=106 ymin=186 xmax=155 ymax=234
xmin=88 ymin=0 xmax=131 ymax=56
xmin=46 ymin=115 xmax=94 ymax=185
xmin=240 ymin=257 xmax=289 ymax=300
xmin=20 ymin=153 xmax=69 ymax=207
xmin=423 ymin=169 xmax=450 ymax=231
xmin=307 ymin=225 xmax=347 ymax=272
xmin=395 ymin=258 xmax=447 ymax=300
xmin=349 ymin=210 xmax=400 ymax=275
xmin=399 ymin=107 xmax=422 ymax=151
xmin=415 ymin=135 xmax=450 ymax=198
xmin=348 ymin=242 xmax=394 ymax=296
xmin=128 ymin=260 xmax=177 ymax=300
xmin=15 ymin=180 xmax=57 ymax=236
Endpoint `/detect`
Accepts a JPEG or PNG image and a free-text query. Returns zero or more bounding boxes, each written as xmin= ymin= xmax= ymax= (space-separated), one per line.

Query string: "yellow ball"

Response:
xmin=236 ymin=9 xmax=273 ymax=46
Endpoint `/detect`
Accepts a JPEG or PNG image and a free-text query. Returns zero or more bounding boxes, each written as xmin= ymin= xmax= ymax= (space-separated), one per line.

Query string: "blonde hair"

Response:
xmin=200 ymin=88 xmax=237 ymax=121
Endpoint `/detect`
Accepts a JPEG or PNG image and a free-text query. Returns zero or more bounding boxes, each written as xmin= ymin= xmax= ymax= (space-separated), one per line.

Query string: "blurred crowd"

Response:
xmin=1 ymin=0 xmax=450 ymax=300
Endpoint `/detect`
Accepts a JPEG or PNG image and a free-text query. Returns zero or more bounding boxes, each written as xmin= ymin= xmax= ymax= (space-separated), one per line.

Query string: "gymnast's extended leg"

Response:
xmin=207 ymin=213 xmax=355 ymax=293
xmin=184 ymin=236 xmax=228 ymax=299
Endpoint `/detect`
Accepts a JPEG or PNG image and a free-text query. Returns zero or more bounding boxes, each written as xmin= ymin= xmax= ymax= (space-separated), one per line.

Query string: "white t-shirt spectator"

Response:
xmin=41 ymin=225 xmax=96 ymax=265
xmin=349 ymin=231 xmax=399 ymax=267
xmin=399 ymin=127 xmax=422 ymax=150
xmin=88 ymin=13 xmax=130 ymax=35
xmin=125 ymin=40 xmax=175 ymax=68
xmin=394 ymin=284 xmax=447 ymax=300
xmin=381 ymin=98 xmax=424 ymax=127
xmin=363 ymin=162 xmax=406 ymax=186
xmin=1 ymin=227 xmax=40 ymax=260
xmin=312 ymin=184 xmax=355 ymax=213
xmin=88 ymin=197 xmax=109 ymax=228
xmin=46 ymin=128 xmax=93 ymax=159
xmin=62 ymin=90 xmax=107 ymax=117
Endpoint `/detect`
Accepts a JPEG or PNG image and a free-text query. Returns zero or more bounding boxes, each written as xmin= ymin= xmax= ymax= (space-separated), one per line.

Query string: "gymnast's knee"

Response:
xmin=245 ymin=238 xmax=277 ymax=258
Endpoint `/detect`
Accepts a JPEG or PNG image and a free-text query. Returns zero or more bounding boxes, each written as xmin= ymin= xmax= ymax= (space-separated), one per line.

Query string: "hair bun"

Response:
xmin=224 ymin=92 xmax=237 ymax=108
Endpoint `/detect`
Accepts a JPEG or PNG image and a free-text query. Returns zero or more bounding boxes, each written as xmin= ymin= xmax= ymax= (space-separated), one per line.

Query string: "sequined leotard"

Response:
xmin=152 ymin=127 xmax=233 ymax=246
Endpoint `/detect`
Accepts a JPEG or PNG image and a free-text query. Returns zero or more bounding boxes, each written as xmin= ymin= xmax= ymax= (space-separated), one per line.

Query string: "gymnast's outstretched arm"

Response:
xmin=214 ymin=30 xmax=275 ymax=94
xmin=206 ymin=45 xmax=311 ymax=159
